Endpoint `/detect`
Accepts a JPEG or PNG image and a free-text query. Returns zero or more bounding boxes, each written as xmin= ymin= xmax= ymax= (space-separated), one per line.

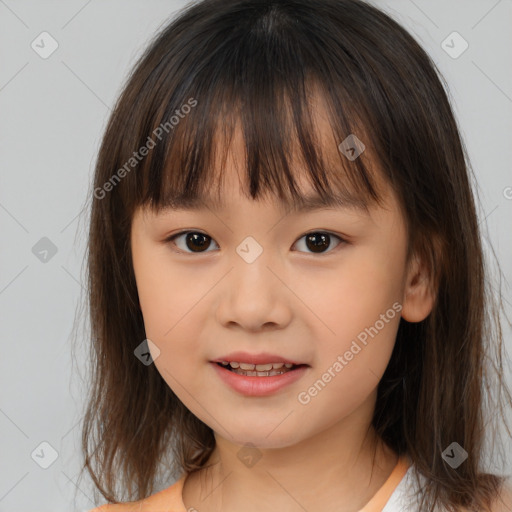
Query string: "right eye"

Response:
xmin=165 ymin=231 xmax=220 ymax=254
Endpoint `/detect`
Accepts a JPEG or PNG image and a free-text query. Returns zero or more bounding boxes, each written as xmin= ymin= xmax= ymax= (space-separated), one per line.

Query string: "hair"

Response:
xmin=75 ymin=0 xmax=512 ymax=510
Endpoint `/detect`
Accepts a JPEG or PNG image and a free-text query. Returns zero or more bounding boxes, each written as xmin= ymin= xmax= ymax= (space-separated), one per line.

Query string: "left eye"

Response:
xmin=294 ymin=232 xmax=345 ymax=254
xmin=165 ymin=231 xmax=346 ymax=255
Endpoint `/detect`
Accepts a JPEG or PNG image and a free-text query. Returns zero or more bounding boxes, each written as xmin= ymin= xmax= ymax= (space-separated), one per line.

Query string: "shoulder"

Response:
xmin=87 ymin=494 xmax=169 ymax=512
xmin=86 ymin=491 xmax=166 ymax=511
xmin=87 ymin=503 xmax=140 ymax=512
xmin=87 ymin=497 xmax=157 ymax=512
xmin=86 ymin=473 xmax=188 ymax=512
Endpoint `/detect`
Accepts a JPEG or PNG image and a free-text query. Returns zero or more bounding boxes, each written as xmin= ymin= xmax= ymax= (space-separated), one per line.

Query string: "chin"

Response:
xmin=227 ymin=427 xmax=304 ymax=451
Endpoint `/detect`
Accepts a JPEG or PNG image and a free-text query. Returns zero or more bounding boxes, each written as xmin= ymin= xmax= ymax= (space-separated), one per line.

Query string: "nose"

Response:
xmin=214 ymin=248 xmax=293 ymax=332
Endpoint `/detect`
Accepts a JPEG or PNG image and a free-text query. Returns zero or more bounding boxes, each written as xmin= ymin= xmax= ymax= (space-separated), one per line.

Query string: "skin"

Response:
xmin=130 ymin=106 xmax=435 ymax=511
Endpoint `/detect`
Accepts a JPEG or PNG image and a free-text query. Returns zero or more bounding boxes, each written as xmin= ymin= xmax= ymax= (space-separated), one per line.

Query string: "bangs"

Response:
xmin=126 ymin=4 xmax=392 ymax=217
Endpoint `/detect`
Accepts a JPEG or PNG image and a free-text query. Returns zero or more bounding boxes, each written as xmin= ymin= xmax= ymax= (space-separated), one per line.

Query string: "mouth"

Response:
xmin=211 ymin=359 xmax=310 ymax=396
xmin=214 ymin=361 xmax=308 ymax=377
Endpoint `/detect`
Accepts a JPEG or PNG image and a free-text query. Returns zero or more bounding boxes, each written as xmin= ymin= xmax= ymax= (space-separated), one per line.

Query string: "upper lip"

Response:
xmin=211 ymin=351 xmax=307 ymax=366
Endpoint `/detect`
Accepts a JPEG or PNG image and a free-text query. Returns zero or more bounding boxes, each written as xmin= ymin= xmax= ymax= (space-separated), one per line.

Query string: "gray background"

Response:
xmin=0 ymin=1 xmax=511 ymax=510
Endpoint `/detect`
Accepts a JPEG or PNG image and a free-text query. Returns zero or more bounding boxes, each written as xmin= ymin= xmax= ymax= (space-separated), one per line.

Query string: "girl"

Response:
xmin=80 ymin=0 xmax=512 ymax=510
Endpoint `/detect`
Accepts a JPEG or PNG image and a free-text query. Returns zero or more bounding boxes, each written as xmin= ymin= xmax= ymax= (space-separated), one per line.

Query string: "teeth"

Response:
xmin=255 ymin=363 xmax=273 ymax=371
xmin=231 ymin=368 xmax=290 ymax=377
xmin=220 ymin=361 xmax=294 ymax=370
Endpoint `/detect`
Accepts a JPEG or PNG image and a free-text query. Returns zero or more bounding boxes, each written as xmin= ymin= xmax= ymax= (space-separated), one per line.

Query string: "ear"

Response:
xmin=401 ymin=252 xmax=436 ymax=322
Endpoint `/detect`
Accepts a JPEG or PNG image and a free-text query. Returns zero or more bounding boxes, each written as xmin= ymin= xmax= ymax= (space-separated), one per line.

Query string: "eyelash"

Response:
xmin=164 ymin=230 xmax=347 ymax=256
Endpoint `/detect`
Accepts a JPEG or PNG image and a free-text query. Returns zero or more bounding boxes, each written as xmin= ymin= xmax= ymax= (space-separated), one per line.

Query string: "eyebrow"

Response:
xmin=159 ymin=191 xmax=370 ymax=214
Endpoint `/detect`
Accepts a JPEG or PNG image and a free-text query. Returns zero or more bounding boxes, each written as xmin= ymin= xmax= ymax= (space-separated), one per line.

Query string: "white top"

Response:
xmin=382 ymin=463 xmax=452 ymax=512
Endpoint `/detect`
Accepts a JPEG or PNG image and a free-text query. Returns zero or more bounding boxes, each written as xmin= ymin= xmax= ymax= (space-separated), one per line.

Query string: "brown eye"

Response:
xmin=165 ymin=230 xmax=346 ymax=255
xmin=293 ymin=232 xmax=344 ymax=254
xmin=167 ymin=231 xmax=219 ymax=253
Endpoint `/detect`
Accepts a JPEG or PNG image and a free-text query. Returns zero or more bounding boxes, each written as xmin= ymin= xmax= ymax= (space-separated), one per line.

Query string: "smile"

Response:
xmin=211 ymin=361 xmax=309 ymax=396
xmin=218 ymin=361 xmax=296 ymax=376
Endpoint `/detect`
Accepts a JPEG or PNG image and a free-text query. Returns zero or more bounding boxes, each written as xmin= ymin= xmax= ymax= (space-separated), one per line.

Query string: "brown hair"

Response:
xmin=76 ymin=0 xmax=512 ymax=510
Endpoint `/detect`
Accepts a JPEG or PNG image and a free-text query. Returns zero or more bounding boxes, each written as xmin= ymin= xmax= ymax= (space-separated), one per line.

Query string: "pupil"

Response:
xmin=306 ymin=233 xmax=330 ymax=253
xmin=186 ymin=233 xmax=210 ymax=252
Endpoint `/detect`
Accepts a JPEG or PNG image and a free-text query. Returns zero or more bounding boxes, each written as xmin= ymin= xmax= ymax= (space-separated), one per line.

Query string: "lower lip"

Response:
xmin=211 ymin=362 xmax=309 ymax=396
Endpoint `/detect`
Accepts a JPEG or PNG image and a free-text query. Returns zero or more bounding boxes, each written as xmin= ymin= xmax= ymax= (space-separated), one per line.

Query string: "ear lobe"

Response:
xmin=401 ymin=254 xmax=436 ymax=323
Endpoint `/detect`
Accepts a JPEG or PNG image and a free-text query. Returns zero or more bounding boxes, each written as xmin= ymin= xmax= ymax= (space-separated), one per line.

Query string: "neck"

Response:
xmin=182 ymin=392 xmax=398 ymax=512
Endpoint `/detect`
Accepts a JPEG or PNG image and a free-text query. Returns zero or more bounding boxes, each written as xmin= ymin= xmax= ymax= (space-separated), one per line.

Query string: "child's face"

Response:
xmin=130 ymin=123 xmax=425 ymax=451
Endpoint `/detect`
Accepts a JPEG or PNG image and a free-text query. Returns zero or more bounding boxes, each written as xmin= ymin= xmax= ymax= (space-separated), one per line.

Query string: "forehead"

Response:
xmin=150 ymin=87 xmax=398 ymax=222
xmin=158 ymin=186 xmax=373 ymax=216
xmin=158 ymin=148 xmax=393 ymax=218
xmin=158 ymin=119 xmax=392 ymax=216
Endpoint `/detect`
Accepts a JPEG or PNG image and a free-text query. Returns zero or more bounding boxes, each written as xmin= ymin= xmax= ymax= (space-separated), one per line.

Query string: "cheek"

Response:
xmin=131 ymin=246 xmax=206 ymax=377
xmin=300 ymin=251 xmax=404 ymax=339
xmin=133 ymin=246 xmax=202 ymax=336
xmin=297 ymin=249 xmax=404 ymax=391
xmin=132 ymin=251 xmax=175 ymax=335
xmin=295 ymin=263 xmax=402 ymax=426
